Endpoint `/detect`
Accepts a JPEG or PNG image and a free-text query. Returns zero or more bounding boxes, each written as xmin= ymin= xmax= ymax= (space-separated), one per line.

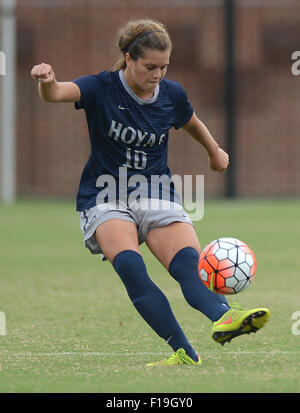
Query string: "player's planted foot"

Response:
xmin=146 ymin=348 xmax=201 ymax=367
xmin=211 ymin=307 xmax=270 ymax=345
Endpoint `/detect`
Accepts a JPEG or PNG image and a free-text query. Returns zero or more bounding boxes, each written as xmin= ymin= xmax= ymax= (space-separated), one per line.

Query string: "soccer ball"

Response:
xmin=198 ymin=237 xmax=257 ymax=295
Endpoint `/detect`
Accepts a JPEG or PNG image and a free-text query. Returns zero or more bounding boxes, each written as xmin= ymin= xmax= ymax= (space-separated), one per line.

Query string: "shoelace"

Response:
xmin=167 ymin=352 xmax=183 ymax=364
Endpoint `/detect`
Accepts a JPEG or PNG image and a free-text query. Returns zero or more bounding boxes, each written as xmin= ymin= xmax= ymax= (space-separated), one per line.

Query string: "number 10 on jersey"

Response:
xmin=123 ymin=148 xmax=147 ymax=170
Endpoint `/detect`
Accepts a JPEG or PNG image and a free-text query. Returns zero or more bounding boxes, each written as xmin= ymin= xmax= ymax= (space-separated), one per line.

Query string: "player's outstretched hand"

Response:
xmin=209 ymin=147 xmax=229 ymax=173
xmin=31 ymin=63 xmax=55 ymax=83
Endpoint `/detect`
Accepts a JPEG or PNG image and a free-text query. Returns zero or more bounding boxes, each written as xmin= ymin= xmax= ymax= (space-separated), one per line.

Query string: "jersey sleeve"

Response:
xmin=173 ymin=82 xmax=194 ymax=130
xmin=72 ymin=75 xmax=102 ymax=111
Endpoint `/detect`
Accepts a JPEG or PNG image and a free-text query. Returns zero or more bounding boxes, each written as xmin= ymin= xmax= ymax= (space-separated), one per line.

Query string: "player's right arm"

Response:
xmin=31 ymin=63 xmax=81 ymax=103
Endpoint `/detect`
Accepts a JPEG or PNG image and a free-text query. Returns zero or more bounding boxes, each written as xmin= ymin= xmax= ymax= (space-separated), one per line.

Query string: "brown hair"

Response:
xmin=112 ymin=19 xmax=172 ymax=71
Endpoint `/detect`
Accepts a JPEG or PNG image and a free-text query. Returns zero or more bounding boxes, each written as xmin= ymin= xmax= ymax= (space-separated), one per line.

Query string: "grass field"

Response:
xmin=0 ymin=199 xmax=300 ymax=393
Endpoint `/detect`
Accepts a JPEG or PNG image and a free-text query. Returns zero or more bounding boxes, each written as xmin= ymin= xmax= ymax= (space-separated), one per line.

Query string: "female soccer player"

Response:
xmin=31 ymin=19 xmax=270 ymax=366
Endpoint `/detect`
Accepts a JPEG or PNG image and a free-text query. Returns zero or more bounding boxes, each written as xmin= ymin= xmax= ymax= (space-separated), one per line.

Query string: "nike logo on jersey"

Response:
xmin=118 ymin=105 xmax=129 ymax=110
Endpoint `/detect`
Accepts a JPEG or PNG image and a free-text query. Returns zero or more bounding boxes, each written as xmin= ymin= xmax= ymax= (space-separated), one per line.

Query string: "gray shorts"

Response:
xmin=78 ymin=198 xmax=193 ymax=260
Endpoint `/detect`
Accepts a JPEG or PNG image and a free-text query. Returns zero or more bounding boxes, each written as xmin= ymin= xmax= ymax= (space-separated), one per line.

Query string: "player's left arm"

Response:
xmin=182 ymin=112 xmax=229 ymax=173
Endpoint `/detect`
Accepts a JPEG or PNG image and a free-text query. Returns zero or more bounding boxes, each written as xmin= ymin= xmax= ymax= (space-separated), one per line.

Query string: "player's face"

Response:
xmin=124 ymin=48 xmax=171 ymax=98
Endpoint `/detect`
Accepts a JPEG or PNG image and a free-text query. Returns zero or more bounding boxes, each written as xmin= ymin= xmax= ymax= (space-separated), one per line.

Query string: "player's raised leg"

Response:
xmin=95 ymin=219 xmax=200 ymax=364
xmin=146 ymin=222 xmax=270 ymax=346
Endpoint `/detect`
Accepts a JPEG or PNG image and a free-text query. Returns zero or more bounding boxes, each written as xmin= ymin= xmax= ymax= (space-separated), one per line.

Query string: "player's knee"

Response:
xmin=112 ymin=250 xmax=144 ymax=280
xmin=168 ymin=247 xmax=200 ymax=281
xmin=112 ymin=250 xmax=164 ymax=303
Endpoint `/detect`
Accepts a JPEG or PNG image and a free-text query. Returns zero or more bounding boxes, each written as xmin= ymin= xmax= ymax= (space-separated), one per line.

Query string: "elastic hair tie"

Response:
xmin=122 ymin=30 xmax=164 ymax=54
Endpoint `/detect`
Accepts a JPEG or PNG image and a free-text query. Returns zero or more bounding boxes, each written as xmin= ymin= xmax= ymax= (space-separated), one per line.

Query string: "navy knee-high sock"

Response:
xmin=169 ymin=247 xmax=230 ymax=322
xmin=112 ymin=250 xmax=198 ymax=361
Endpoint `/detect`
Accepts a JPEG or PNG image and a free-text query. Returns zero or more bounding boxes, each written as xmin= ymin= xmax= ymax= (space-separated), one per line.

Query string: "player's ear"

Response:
xmin=125 ymin=52 xmax=131 ymax=68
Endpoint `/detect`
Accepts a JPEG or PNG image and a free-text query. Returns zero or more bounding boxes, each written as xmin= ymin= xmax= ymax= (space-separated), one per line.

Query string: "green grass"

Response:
xmin=0 ymin=199 xmax=300 ymax=393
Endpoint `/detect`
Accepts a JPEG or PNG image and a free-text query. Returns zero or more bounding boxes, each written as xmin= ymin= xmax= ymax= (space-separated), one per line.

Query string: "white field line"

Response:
xmin=0 ymin=350 xmax=299 ymax=357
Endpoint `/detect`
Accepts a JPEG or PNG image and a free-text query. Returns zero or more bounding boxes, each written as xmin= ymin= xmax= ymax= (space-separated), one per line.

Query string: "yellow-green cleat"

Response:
xmin=212 ymin=307 xmax=270 ymax=345
xmin=146 ymin=348 xmax=201 ymax=367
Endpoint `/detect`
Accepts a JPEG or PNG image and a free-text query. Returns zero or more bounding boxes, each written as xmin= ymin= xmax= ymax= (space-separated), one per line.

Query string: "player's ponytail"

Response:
xmin=112 ymin=19 xmax=172 ymax=71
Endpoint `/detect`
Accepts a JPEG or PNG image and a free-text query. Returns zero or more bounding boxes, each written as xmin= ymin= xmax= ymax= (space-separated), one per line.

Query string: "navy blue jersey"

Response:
xmin=73 ymin=70 xmax=193 ymax=211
